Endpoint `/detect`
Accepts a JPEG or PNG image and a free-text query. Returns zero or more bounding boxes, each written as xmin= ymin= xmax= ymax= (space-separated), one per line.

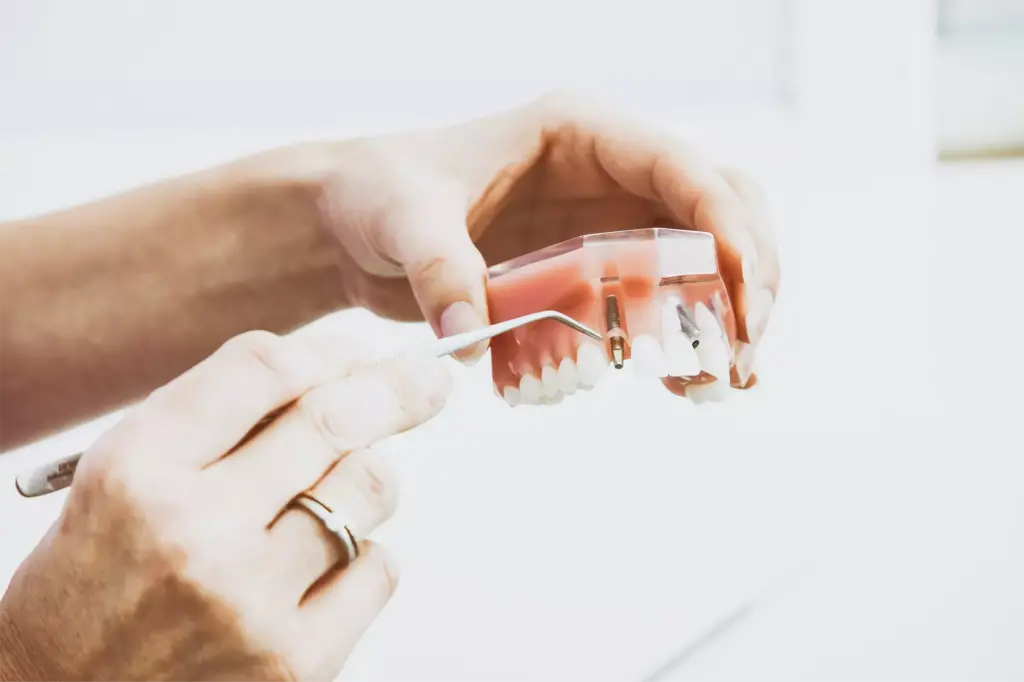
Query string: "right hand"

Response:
xmin=0 ymin=330 xmax=452 ymax=681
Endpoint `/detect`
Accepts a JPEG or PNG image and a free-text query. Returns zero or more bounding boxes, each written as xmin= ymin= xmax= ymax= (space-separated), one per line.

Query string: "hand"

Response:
xmin=0 ymin=331 xmax=451 ymax=681
xmin=318 ymin=90 xmax=779 ymax=387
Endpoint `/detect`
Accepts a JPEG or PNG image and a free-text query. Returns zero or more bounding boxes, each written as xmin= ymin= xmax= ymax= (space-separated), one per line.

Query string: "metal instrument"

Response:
xmin=15 ymin=311 xmax=601 ymax=498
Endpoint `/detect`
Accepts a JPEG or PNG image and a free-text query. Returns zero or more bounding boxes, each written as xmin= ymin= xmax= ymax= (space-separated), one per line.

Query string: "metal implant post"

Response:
xmin=675 ymin=303 xmax=701 ymax=348
xmin=605 ymin=294 xmax=626 ymax=369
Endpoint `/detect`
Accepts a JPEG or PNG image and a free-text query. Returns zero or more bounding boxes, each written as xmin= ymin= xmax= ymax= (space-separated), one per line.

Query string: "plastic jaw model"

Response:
xmin=486 ymin=228 xmax=738 ymax=406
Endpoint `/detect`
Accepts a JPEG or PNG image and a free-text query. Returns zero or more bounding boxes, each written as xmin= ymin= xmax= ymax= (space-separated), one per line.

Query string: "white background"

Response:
xmin=1 ymin=1 xmax=1022 ymax=680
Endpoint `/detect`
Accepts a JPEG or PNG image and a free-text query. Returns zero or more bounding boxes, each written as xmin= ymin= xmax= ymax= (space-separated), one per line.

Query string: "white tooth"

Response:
xmin=663 ymin=334 xmax=701 ymax=377
xmin=502 ymin=386 xmax=521 ymax=406
xmin=694 ymin=303 xmax=730 ymax=379
xmin=540 ymin=364 xmax=560 ymax=398
xmin=519 ymin=374 xmax=543 ymax=404
xmin=694 ymin=302 xmax=722 ymax=338
xmin=577 ymin=344 xmax=610 ymax=386
xmin=688 ymin=381 xmax=730 ymax=403
xmin=629 ymin=334 xmax=667 ymax=378
xmin=557 ymin=358 xmax=578 ymax=395
xmin=696 ymin=336 xmax=731 ymax=380
xmin=541 ymin=392 xmax=565 ymax=406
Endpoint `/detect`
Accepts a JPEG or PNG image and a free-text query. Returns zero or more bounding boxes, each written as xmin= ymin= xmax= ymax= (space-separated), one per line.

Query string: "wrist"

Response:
xmin=216 ymin=144 xmax=352 ymax=316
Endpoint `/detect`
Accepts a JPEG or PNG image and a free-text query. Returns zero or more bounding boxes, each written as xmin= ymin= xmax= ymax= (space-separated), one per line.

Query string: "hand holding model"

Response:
xmin=320 ymin=90 xmax=779 ymax=391
xmin=0 ymin=332 xmax=451 ymax=680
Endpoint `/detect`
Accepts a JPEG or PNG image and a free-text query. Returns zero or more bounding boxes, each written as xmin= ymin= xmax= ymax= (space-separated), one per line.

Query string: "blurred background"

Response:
xmin=1 ymin=2 xmax=1021 ymax=680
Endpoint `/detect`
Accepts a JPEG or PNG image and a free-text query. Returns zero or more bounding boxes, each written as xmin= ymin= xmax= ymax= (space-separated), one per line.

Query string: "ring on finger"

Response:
xmin=289 ymin=492 xmax=360 ymax=567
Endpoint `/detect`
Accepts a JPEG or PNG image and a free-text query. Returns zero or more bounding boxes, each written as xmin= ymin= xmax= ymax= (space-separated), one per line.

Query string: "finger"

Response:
xmin=295 ymin=541 xmax=399 ymax=680
xmin=539 ymin=95 xmax=765 ymax=383
xmin=207 ymin=353 xmax=451 ymax=516
xmin=596 ymin=124 xmax=756 ymax=327
xmin=124 ymin=331 xmax=370 ymax=469
xmin=719 ymin=167 xmax=780 ymax=387
xmin=537 ymin=91 xmax=756 ymax=265
xmin=265 ymin=447 xmax=399 ymax=593
xmin=377 ymin=183 xmax=490 ymax=364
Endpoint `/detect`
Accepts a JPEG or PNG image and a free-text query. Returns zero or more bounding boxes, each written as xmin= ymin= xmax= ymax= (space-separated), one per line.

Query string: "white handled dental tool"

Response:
xmin=15 ymin=311 xmax=602 ymax=498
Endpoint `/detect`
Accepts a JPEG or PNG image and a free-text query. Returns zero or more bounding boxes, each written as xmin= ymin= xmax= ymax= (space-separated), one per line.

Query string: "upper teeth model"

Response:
xmin=485 ymin=227 xmax=739 ymax=406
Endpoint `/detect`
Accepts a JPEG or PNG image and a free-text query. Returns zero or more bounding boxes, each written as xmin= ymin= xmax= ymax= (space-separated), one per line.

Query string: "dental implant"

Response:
xmin=605 ymin=294 xmax=626 ymax=369
xmin=675 ymin=302 xmax=701 ymax=349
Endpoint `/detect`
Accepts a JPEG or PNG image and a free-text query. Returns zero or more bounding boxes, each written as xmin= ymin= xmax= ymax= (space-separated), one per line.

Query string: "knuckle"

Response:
xmin=222 ymin=330 xmax=287 ymax=369
xmin=299 ymin=388 xmax=355 ymax=450
xmin=408 ymin=254 xmax=447 ymax=283
xmin=222 ymin=330 xmax=314 ymax=397
xmin=351 ymin=450 xmax=400 ymax=523
xmin=385 ymin=357 xmax=451 ymax=420
xmin=300 ymin=357 xmax=450 ymax=448
xmin=71 ymin=413 xmax=150 ymax=502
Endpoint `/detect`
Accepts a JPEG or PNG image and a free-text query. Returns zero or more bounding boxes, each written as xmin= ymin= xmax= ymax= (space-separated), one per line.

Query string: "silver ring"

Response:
xmin=290 ymin=493 xmax=360 ymax=566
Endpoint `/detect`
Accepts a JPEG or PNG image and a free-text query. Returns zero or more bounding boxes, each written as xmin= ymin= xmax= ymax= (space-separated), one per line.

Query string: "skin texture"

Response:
xmin=0 ymin=332 xmax=452 ymax=680
xmin=0 ymin=147 xmax=346 ymax=451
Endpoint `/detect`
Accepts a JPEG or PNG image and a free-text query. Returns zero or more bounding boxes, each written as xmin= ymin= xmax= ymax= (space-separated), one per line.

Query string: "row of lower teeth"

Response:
xmin=503 ymin=298 xmax=730 ymax=406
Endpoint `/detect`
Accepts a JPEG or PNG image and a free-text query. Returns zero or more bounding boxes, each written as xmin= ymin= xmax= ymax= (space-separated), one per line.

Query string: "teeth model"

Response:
xmin=540 ymin=364 xmax=560 ymax=398
xmin=556 ymin=358 xmax=578 ymax=395
xmin=518 ymin=374 xmax=544 ymax=405
xmin=629 ymin=334 xmax=668 ymax=379
xmin=577 ymin=343 xmax=610 ymax=387
xmin=693 ymin=303 xmax=730 ymax=380
xmin=502 ymin=386 xmax=521 ymax=406
xmin=499 ymin=294 xmax=736 ymax=407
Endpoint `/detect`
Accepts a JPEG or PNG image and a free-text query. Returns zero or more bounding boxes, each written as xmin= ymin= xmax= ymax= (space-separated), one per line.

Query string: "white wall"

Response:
xmin=1 ymin=0 xmax=939 ymax=204
xmin=0 ymin=0 xmax=790 ymax=137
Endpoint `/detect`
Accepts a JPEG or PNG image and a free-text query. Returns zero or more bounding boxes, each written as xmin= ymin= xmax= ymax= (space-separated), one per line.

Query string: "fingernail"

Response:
xmin=439 ymin=301 xmax=486 ymax=365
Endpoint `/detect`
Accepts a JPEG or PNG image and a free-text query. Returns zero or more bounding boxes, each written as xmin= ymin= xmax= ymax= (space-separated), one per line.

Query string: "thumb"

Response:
xmin=385 ymin=197 xmax=489 ymax=363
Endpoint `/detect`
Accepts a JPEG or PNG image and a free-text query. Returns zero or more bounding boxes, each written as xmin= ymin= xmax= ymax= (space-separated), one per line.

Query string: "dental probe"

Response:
xmin=15 ymin=311 xmax=602 ymax=499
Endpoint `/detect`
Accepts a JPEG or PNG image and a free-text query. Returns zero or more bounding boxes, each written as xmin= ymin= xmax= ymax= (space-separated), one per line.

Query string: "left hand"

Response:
xmin=317 ymin=90 xmax=780 ymax=388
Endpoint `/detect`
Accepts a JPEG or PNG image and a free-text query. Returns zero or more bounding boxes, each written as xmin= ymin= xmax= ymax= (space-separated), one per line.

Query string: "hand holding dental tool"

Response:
xmin=0 ymin=332 xmax=460 ymax=681
xmin=13 ymin=311 xmax=601 ymax=499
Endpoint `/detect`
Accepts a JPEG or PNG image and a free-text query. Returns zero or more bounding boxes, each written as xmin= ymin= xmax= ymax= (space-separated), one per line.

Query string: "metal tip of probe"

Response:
xmin=536 ymin=310 xmax=603 ymax=341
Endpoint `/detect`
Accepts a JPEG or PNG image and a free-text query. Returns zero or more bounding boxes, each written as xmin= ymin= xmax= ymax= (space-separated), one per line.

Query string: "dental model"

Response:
xmin=486 ymin=228 xmax=738 ymax=405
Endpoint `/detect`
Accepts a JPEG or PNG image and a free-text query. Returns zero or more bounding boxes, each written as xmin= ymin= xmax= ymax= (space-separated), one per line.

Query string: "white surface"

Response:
xmin=0 ymin=0 xmax=791 ymax=136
